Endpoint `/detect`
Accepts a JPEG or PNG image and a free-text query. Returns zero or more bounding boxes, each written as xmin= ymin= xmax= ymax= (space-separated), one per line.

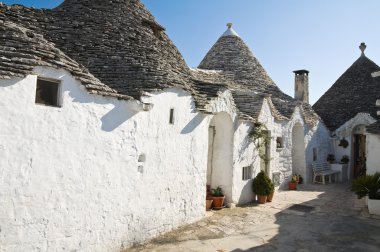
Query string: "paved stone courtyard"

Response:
xmin=126 ymin=183 xmax=380 ymax=252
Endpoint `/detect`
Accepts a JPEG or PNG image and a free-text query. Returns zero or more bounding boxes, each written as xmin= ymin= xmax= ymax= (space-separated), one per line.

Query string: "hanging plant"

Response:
xmin=248 ymin=122 xmax=270 ymax=147
xmin=248 ymin=122 xmax=272 ymax=164
xmin=338 ymin=138 xmax=349 ymax=148
xmin=326 ymin=154 xmax=335 ymax=163
xmin=340 ymin=155 xmax=349 ymax=164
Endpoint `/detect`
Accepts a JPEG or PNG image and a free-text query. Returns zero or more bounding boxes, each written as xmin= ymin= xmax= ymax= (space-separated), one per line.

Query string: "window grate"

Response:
xmin=242 ymin=166 xmax=252 ymax=181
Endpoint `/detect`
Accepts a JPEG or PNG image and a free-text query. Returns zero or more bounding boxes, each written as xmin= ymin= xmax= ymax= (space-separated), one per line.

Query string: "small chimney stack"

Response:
xmin=293 ymin=70 xmax=309 ymax=103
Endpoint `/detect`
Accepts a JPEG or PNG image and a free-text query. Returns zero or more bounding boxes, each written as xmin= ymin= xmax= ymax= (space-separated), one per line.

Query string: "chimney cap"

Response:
xmin=293 ymin=69 xmax=309 ymax=75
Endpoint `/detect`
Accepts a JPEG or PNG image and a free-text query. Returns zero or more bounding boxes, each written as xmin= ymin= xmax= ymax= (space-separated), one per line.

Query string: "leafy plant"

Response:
xmin=290 ymin=174 xmax=298 ymax=183
xmin=338 ymin=138 xmax=349 ymax=148
xmin=211 ymin=186 xmax=224 ymax=197
xmin=351 ymin=173 xmax=380 ymax=200
xmin=298 ymin=174 xmax=304 ymax=184
xmin=340 ymin=155 xmax=349 ymax=164
xmin=268 ymin=180 xmax=275 ymax=194
xmin=248 ymin=122 xmax=272 ymax=164
xmin=326 ymin=154 xmax=335 ymax=163
xmin=252 ymin=171 xmax=272 ymax=195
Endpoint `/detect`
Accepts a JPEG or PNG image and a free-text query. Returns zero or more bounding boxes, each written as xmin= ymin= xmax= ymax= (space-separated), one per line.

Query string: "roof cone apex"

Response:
xmin=221 ymin=23 xmax=240 ymax=37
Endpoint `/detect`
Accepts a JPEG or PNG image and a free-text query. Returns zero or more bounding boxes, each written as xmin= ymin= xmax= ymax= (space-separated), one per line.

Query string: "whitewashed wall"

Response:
xmin=230 ymin=100 xmax=329 ymax=204
xmin=0 ymin=67 xmax=213 ymax=251
xmin=0 ymin=66 xmax=332 ymax=250
xmin=366 ymin=134 xmax=380 ymax=175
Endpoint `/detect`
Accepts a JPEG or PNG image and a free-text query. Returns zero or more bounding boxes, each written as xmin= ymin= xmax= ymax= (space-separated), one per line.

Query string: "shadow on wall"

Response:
xmin=181 ymin=113 xmax=207 ymax=134
xmin=0 ymin=78 xmax=22 ymax=88
xmin=237 ymin=179 xmax=254 ymax=205
xmin=101 ymin=104 xmax=137 ymax=132
xmin=230 ymin=185 xmax=380 ymax=252
xmin=66 ymin=82 xmax=138 ymax=132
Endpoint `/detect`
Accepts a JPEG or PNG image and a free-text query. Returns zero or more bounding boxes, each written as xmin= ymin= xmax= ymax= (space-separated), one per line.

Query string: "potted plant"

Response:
xmin=211 ymin=186 xmax=225 ymax=209
xmin=351 ymin=172 xmax=380 ymax=215
xmin=338 ymin=138 xmax=349 ymax=148
xmin=267 ymin=180 xmax=275 ymax=202
xmin=252 ymin=171 xmax=271 ymax=204
xmin=206 ymin=186 xmax=213 ymax=211
xmin=288 ymin=175 xmax=298 ymax=190
xmin=298 ymin=174 xmax=304 ymax=184
xmin=206 ymin=198 xmax=213 ymax=211
xmin=340 ymin=155 xmax=349 ymax=164
xmin=327 ymin=154 xmax=335 ymax=164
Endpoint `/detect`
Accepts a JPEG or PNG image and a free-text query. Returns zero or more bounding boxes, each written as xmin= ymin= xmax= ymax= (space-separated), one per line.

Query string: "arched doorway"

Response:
xmin=352 ymin=125 xmax=366 ymax=178
xmin=206 ymin=112 xmax=234 ymax=205
xmin=292 ymin=123 xmax=307 ymax=182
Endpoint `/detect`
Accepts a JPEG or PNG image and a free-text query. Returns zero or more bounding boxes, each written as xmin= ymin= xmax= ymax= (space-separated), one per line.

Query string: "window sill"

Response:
xmin=276 ymin=148 xmax=284 ymax=152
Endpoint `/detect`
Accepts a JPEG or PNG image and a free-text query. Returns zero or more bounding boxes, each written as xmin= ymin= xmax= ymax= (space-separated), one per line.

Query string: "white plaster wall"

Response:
xmin=231 ymin=121 xmax=257 ymax=204
xmin=231 ymin=100 xmax=331 ymax=204
xmin=366 ymin=134 xmax=380 ymax=175
xmin=0 ymin=67 xmax=212 ymax=251
xmin=231 ymin=100 xmax=298 ymax=203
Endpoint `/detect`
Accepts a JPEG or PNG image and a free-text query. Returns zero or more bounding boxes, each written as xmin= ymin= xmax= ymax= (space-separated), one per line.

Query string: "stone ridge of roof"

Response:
xmin=313 ymin=55 xmax=380 ymax=131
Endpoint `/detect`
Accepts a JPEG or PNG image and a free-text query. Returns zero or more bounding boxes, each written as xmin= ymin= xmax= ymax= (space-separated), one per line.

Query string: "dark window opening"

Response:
xmin=276 ymin=137 xmax=283 ymax=148
xmin=35 ymin=78 xmax=61 ymax=107
xmin=169 ymin=108 xmax=175 ymax=124
xmin=242 ymin=166 xmax=252 ymax=181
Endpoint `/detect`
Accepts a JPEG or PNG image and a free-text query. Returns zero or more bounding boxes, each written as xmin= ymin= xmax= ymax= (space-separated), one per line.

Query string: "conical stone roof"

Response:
xmin=199 ymin=24 xmax=277 ymax=93
xmin=196 ymin=24 xmax=319 ymax=124
xmin=313 ymin=49 xmax=380 ymax=131
xmin=1 ymin=0 xmax=193 ymax=99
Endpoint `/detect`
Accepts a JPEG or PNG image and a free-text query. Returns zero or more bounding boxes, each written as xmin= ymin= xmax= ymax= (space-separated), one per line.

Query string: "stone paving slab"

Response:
xmin=125 ymin=183 xmax=380 ymax=252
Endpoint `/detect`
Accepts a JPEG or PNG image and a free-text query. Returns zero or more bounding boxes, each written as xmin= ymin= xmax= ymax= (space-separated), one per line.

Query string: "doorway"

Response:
xmin=206 ymin=112 xmax=234 ymax=205
xmin=353 ymin=134 xmax=366 ymax=178
xmin=292 ymin=123 xmax=306 ymax=181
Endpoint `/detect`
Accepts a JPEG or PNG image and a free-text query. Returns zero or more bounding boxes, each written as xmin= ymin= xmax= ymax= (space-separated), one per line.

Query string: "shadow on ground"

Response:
xmin=231 ymin=184 xmax=380 ymax=252
xmin=124 ymin=183 xmax=380 ymax=252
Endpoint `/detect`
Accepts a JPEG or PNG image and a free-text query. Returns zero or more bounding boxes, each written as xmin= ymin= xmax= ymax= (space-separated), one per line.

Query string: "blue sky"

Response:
xmin=3 ymin=0 xmax=380 ymax=104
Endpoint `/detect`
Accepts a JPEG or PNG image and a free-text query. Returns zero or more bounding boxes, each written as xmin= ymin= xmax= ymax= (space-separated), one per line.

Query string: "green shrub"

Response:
xmin=211 ymin=186 xmax=224 ymax=197
xmin=252 ymin=171 xmax=272 ymax=195
xmin=351 ymin=172 xmax=380 ymax=200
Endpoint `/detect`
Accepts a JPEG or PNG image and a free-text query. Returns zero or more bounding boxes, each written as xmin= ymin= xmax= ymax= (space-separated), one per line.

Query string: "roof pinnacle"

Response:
xmin=359 ymin=42 xmax=367 ymax=56
xmin=221 ymin=22 xmax=239 ymax=37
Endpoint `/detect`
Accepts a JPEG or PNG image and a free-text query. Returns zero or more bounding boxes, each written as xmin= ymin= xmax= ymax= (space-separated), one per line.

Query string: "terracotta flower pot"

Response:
xmin=288 ymin=182 xmax=297 ymax=190
xmin=212 ymin=196 xmax=225 ymax=209
xmin=257 ymin=195 xmax=267 ymax=204
xmin=206 ymin=199 xmax=213 ymax=211
xmin=267 ymin=192 xmax=274 ymax=202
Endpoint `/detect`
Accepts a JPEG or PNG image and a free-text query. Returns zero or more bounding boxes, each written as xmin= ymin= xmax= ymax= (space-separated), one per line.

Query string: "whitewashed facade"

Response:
xmin=0 ymin=65 xmax=331 ymax=250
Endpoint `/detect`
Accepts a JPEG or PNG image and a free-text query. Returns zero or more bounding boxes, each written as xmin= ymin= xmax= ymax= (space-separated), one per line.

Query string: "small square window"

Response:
xmin=169 ymin=108 xmax=175 ymax=124
xmin=242 ymin=166 xmax=252 ymax=181
xmin=35 ymin=78 xmax=61 ymax=107
xmin=276 ymin=137 xmax=283 ymax=148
